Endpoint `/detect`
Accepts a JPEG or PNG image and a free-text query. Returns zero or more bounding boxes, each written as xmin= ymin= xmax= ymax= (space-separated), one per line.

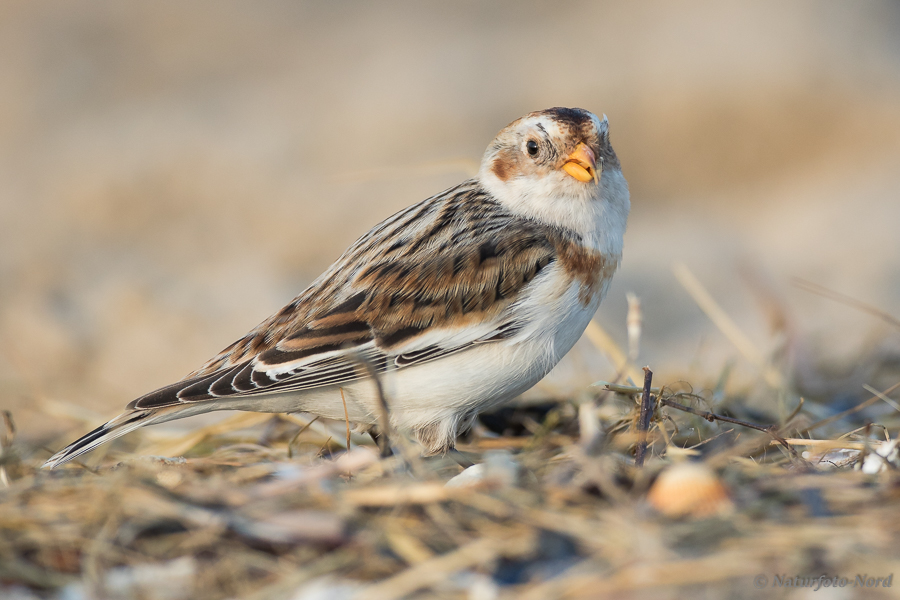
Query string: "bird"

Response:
xmin=43 ymin=107 xmax=630 ymax=469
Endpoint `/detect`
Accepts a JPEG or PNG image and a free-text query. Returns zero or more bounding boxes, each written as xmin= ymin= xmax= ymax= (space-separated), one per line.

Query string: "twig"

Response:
xmin=859 ymin=422 xmax=873 ymax=468
xmin=584 ymin=320 xmax=644 ymax=385
xmin=360 ymin=534 xmax=531 ymax=600
xmin=352 ymin=353 xmax=393 ymax=451
xmin=286 ymin=415 xmax=320 ymax=459
xmin=0 ymin=411 xmax=14 ymax=487
xmin=1 ymin=411 xmax=14 ymax=448
xmin=673 ymin=262 xmax=784 ymax=388
xmin=594 ymin=381 xmax=662 ymax=395
xmin=793 ymin=277 xmax=900 ymax=330
xmin=626 ymin=293 xmax=642 ymax=361
xmin=658 ymin=397 xmax=801 ymax=460
xmin=801 ymin=380 xmax=900 ymax=434
xmin=602 ymin=382 xmax=808 ymax=463
xmin=634 ymin=367 xmax=654 ymax=467
xmin=687 ymin=428 xmax=735 ymax=450
xmin=340 ymin=388 xmax=352 ymax=450
xmin=783 ymin=396 xmax=805 ymax=426
xmin=862 ymin=384 xmax=900 ymax=413
xmin=316 ymin=436 xmax=334 ymax=459
xmin=350 ymin=352 xmax=425 ymax=476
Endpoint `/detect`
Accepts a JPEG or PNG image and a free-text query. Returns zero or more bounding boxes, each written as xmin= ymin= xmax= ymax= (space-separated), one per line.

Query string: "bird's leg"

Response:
xmin=368 ymin=428 xmax=393 ymax=458
xmin=448 ymin=448 xmax=475 ymax=469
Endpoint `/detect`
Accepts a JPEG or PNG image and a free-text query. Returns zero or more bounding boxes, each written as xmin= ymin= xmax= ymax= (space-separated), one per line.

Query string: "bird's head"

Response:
xmin=478 ymin=107 xmax=629 ymax=248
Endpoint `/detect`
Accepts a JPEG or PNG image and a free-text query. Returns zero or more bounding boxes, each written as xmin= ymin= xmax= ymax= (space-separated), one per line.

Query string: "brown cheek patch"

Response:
xmin=491 ymin=157 xmax=509 ymax=181
xmin=491 ymin=149 xmax=519 ymax=182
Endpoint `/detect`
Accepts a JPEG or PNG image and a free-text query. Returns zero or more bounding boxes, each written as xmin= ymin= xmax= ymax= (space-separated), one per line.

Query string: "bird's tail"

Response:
xmin=42 ymin=406 xmax=184 ymax=469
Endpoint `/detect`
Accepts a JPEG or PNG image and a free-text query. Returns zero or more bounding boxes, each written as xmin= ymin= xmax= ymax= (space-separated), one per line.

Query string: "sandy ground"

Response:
xmin=1 ymin=1 xmax=899 ymax=444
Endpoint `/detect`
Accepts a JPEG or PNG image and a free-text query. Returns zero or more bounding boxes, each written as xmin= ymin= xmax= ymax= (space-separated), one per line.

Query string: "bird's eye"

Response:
xmin=526 ymin=140 xmax=539 ymax=156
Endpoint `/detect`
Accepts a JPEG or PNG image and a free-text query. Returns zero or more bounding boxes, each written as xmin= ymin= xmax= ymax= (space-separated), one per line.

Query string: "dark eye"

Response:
xmin=526 ymin=140 xmax=539 ymax=156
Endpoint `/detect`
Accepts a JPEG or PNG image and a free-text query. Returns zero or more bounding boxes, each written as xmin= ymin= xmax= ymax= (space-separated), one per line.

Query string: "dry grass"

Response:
xmin=2 ymin=268 xmax=900 ymax=600
xmin=3 ymin=385 xmax=900 ymax=600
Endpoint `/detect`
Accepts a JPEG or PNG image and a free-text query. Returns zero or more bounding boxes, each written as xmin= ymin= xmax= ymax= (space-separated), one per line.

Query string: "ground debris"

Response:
xmin=3 ymin=380 xmax=900 ymax=599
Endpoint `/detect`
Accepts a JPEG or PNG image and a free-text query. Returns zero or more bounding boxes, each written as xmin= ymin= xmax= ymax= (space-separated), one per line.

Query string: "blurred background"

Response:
xmin=2 ymin=1 xmax=899 ymax=446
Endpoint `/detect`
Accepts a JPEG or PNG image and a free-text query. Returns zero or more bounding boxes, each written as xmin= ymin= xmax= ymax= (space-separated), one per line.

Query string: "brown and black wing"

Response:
xmin=127 ymin=183 xmax=563 ymax=411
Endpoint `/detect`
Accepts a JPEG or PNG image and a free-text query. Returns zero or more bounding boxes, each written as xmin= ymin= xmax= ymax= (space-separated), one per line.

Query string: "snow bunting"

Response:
xmin=44 ymin=107 xmax=630 ymax=468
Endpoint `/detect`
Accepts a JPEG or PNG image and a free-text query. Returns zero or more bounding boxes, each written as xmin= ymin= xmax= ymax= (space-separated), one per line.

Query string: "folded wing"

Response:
xmin=128 ymin=182 xmax=562 ymax=411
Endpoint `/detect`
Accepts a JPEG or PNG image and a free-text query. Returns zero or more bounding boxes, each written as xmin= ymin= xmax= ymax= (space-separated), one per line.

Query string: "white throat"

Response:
xmin=478 ymin=167 xmax=630 ymax=258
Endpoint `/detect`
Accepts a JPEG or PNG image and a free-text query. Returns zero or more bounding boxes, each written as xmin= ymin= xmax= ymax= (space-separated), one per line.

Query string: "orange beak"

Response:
xmin=562 ymin=142 xmax=600 ymax=184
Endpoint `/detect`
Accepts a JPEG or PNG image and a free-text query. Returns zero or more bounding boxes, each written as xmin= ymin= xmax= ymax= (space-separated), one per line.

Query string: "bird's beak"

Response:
xmin=562 ymin=143 xmax=600 ymax=184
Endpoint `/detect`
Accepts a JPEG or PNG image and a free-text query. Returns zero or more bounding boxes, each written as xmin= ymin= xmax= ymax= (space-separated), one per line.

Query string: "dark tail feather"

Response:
xmin=42 ymin=410 xmax=159 ymax=469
